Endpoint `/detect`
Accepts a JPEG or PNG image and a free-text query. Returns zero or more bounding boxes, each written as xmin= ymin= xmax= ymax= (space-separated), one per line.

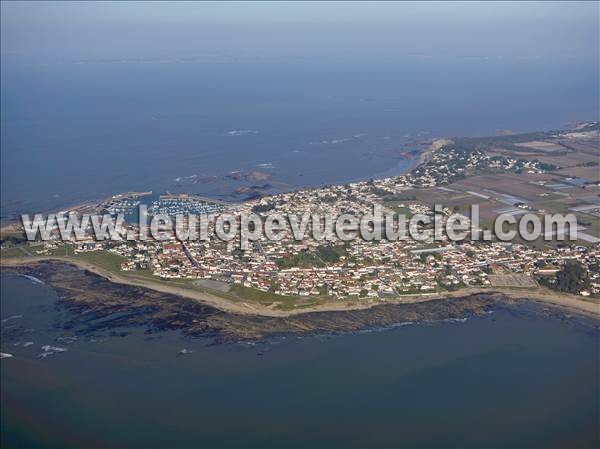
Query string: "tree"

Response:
xmin=555 ymin=260 xmax=589 ymax=294
xmin=251 ymin=203 xmax=275 ymax=213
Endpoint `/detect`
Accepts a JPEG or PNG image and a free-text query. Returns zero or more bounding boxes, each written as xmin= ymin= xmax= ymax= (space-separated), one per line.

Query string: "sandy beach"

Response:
xmin=2 ymin=256 xmax=598 ymax=318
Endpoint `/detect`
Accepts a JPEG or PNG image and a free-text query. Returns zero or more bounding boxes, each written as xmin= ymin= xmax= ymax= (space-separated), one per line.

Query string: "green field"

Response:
xmin=72 ymin=250 xmax=127 ymax=273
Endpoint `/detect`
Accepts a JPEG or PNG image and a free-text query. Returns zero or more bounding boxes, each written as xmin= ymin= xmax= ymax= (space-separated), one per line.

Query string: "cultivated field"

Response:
xmin=406 ymin=128 xmax=600 ymax=246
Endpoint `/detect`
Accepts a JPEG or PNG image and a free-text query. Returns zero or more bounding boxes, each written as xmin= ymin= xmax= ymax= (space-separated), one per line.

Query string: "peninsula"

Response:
xmin=2 ymin=124 xmax=599 ymax=326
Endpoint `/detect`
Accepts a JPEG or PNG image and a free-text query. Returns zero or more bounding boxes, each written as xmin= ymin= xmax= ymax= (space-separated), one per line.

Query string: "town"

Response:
xmin=20 ymin=125 xmax=599 ymax=304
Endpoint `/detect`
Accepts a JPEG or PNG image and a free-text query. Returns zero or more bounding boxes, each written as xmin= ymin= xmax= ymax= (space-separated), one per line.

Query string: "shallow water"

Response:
xmin=1 ymin=274 xmax=599 ymax=448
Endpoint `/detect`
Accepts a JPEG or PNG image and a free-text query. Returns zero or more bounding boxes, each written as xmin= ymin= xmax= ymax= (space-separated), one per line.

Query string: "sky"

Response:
xmin=1 ymin=1 xmax=598 ymax=63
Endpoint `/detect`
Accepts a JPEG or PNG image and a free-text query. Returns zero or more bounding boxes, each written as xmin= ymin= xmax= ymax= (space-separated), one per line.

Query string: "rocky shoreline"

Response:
xmin=3 ymin=261 xmax=596 ymax=343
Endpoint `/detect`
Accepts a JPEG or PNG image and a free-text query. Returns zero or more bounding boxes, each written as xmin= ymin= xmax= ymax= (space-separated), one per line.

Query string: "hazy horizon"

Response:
xmin=2 ymin=2 xmax=598 ymax=64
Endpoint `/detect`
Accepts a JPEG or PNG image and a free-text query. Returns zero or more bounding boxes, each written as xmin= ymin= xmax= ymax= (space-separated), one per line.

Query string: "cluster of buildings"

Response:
xmin=97 ymin=172 xmax=599 ymax=299
xmin=393 ymin=145 xmax=555 ymax=188
xmin=24 ymin=141 xmax=598 ymax=300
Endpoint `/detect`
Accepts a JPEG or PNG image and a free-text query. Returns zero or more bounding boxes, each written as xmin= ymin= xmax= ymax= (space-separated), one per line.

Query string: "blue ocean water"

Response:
xmin=1 ymin=274 xmax=599 ymax=448
xmin=1 ymin=57 xmax=598 ymax=217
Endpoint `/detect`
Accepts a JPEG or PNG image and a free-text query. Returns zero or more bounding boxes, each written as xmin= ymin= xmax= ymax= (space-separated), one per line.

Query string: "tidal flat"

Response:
xmin=1 ymin=266 xmax=599 ymax=449
xmin=1 ymin=261 xmax=596 ymax=343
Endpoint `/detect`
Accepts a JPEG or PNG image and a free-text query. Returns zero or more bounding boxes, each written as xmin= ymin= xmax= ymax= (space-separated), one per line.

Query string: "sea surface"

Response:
xmin=2 ymin=57 xmax=598 ymax=217
xmin=1 ymin=274 xmax=599 ymax=448
xmin=2 ymin=56 xmax=599 ymax=448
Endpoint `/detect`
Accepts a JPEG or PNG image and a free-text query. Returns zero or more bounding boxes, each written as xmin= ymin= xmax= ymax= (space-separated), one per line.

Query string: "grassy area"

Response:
xmin=1 ymin=243 xmax=128 ymax=274
xmin=117 ymin=266 xmax=314 ymax=310
xmin=391 ymin=205 xmax=414 ymax=219
xmin=0 ymin=246 xmax=31 ymax=259
xmin=316 ymin=245 xmax=347 ymax=263
xmin=230 ymin=284 xmax=325 ymax=310
xmin=277 ymin=245 xmax=348 ymax=269
xmin=71 ymin=250 xmax=127 ymax=273
xmin=231 ymin=284 xmax=290 ymax=303
xmin=47 ymin=245 xmax=73 ymax=257
xmin=277 ymin=250 xmax=324 ymax=268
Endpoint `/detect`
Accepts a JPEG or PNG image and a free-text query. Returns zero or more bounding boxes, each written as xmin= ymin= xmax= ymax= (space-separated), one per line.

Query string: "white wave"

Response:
xmin=174 ymin=174 xmax=198 ymax=182
xmin=22 ymin=275 xmax=44 ymax=285
xmin=0 ymin=353 xmax=14 ymax=359
xmin=226 ymin=129 xmax=258 ymax=136
xmin=56 ymin=336 xmax=78 ymax=345
xmin=1 ymin=315 xmax=23 ymax=323
xmin=440 ymin=317 xmax=469 ymax=324
xmin=38 ymin=345 xmax=67 ymax=359
xmin=357 ymin=321 xmax=415 ymax=334
xmin=41 ymin=345 xmax=67 ymax=352
xmin=309 ymin=134 xmax=366 ymax=145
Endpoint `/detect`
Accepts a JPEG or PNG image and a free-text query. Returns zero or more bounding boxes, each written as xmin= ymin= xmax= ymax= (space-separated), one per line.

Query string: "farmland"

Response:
xmin=400 ymin=124 xmax=599 ymax=246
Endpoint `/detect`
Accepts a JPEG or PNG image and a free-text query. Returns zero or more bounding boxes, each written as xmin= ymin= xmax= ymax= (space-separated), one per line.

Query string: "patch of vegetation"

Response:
xmin=72 ymin=250 xmax=127 ymax=273
xmin=230 ymin=284 xmax=323 ymax=310
xmin=555 ymin=261 xmax=590 ymax=294
xmin=539 ymin=260 xmax=591 ymax=294
xmin=276 ymin=245 xmax=348 ymax=268
xmin=276 ymin=250 xmax=325 ymax=268
xmin=230 ymin=284 xmax=290 ymax=303
xmin=370 ymin=187 xmax=394 ymax=198
xmin=391 ymin=206 xmax=414 ymax=219
xmin=532 ymin=160 xmax=559 ymax=171
xmin=318 ymin=195 xmax=339 ymax=204
xmin=251 ymin=202 xmax=275 ymax=214
xmin=0 ymin=246 xmax=30 ymax=259
xmin=315 ymin=244 xmax=347 ymax=263
xmin=381 ymin=194 xmax=417 ymax=202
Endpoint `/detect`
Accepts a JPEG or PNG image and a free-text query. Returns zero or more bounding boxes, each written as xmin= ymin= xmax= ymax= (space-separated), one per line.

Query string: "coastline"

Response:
xmin=2 ymin=126 xmax=598 ymax=321
xmin=2 ymin=256 xmax=598 ymax=319
xmin=1 ymin=138 xmax=443 ymax=228
xmin=418 ymin=138 xmax=454 ymax=165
